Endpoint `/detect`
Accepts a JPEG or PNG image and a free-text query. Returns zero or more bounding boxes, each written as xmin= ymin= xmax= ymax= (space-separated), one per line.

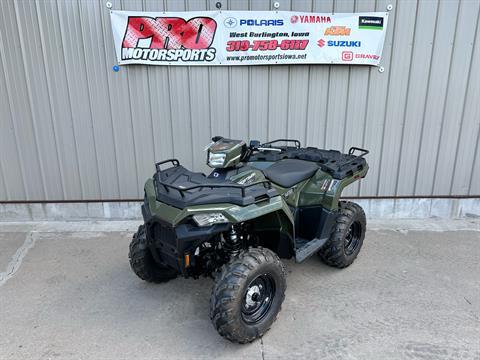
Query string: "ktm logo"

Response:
xmin=324 ymin=26 xmax=351 ymax=36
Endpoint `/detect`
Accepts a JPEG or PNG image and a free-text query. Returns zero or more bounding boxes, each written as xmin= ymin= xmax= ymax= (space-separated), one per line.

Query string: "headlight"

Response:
xmin=193 ymin=213 xmax=228 ymax=227
xmin=208 ymin=152 xmax=226 ymax=167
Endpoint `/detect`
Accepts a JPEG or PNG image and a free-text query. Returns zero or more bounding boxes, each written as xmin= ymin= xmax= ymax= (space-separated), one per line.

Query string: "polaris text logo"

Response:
xmin=239 ymin=19 xmax=284 ymax=26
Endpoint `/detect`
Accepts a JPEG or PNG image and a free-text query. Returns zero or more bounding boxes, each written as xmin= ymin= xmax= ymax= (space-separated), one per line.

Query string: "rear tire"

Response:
xmin=128 ymin=225 xmax=177 ymax=283
xmin=210 ymin=247 xmax=286 ymax=343
xmin=317 ymin=201 xmax=366 ymax=268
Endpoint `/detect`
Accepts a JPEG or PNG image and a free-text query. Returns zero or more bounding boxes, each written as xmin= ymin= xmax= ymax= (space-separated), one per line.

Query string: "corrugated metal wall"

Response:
xmin=0 ymin=0 xmax=479 ymax=201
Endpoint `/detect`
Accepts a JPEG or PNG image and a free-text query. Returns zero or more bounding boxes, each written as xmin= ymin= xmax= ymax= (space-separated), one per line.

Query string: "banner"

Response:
xmin=110 ymin=10 xmax=388 ymax=66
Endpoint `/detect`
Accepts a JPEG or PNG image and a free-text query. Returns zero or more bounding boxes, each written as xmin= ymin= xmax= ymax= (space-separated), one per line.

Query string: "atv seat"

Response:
xmin=263 ymin=159 xmax=319 ymax=188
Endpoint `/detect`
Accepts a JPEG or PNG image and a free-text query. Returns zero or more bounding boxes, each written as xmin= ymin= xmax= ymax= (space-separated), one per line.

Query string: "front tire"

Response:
xmin=318 ymin=201 xmax=366 ymax=268
xmin=128 ymin=225 xmax=177 ymax=283
xmin=210 ymin=247 xmax=286 ymax=343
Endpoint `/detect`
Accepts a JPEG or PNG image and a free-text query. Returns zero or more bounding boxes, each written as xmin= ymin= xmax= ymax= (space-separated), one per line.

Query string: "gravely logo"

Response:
xmin=121 ymin=16 xmax=217 ymax=62
xmin=355 ymin=53 xmax=380 ymax=60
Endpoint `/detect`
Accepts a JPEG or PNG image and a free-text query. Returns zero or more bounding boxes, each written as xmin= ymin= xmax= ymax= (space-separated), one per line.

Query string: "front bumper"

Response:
xmin=142 ymin=201 xmax=229 ymax=276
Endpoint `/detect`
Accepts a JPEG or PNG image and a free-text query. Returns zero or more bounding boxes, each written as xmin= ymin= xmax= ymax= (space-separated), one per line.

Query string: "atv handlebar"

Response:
xmin=260 ymin=139 xmax=301 ymax=149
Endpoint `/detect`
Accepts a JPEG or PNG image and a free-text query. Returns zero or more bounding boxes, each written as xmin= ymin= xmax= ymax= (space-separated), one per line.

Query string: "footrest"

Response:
xmin=295 ymin=237 xmax=328 ymax=263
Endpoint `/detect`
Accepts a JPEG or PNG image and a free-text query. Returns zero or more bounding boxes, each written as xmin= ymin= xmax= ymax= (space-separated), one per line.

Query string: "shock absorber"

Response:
xmin=224 ymin=226 xmax=241 ymax=256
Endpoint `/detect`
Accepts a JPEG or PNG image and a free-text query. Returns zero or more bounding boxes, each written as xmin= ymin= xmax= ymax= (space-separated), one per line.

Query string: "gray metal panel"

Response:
xmin=13 ymin=0 xmax=64 ymax=200
xmin=0 ymin=26 xmax=25 ymax=201
xmin=36 ymin=0 xmax=83 ymax=200
xmin=341 ymin=0 xmax=375 ymax=197
xmin=123 ymin=0 xmax=156 ymax=197
xmin=378 ymin=1 xmax=417 ymax=195
xmin=396 ymin=0 xmax=439 ymax=196
xmin=100 ymin=0 xmax=139 ymax=198
xmin=1 ymin=0 xmax=480 ymax=201
xmin=414 ymin=0 xmax=460 ymax=196
xmin=432 ymin=0 xmax=480 ymax=195
xmin=56 ymin=0 xmax=102 ymax=199
xmin=79 ymin=0 xmax=121 ymax=198
xmin=0 ymin=0 xmax=45 ymax=200
xmin=455 ymin=5 xmax=480 ymax=196
xmin=360 ymin=0 xmax=397 ymax=196
xmin=377 ymin=0 xmax=417 ymax=196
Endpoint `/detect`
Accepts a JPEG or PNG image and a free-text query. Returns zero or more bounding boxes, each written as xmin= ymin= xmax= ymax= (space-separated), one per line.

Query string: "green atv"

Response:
xmin=129 ymin=137 xmax=369 ymax=343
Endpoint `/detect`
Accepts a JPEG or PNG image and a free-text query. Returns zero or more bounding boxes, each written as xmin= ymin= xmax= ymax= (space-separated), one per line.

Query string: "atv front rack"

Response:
xmin=153 ymin=160 xmax=277 ymax=208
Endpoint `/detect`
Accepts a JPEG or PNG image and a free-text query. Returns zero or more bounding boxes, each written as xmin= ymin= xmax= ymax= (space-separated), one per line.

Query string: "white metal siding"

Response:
xmin=0 ymin=0 xmax=479 ymax=201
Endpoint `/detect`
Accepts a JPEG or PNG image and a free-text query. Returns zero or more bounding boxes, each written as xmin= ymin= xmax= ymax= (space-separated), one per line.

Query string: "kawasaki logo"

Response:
xmin=359 ymin=16 xmax=384 ymax=30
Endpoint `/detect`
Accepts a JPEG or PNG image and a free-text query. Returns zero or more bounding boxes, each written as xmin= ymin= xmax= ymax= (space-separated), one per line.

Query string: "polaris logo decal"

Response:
xmin=283 ymin=187 xmax=295 ymax=198
xmin=239 ymin=19 xmax=284 ymax=26
xmin=237 ymin=173 xmax=256 ymax=185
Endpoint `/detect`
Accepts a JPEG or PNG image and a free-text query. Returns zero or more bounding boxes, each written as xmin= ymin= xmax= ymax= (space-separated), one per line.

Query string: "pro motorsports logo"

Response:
xmin=121 ymin=16 xmax=217 ymax=62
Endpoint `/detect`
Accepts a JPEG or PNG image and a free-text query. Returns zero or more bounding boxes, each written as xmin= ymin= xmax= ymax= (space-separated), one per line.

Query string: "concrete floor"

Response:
xmin=0 ymin=221 xmax=479 ymax=359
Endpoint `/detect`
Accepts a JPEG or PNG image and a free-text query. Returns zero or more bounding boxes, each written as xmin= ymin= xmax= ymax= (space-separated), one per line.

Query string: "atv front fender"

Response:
xmin=143 ymin=178 xmax=295 ymax=272
xmin=144 ymin=178 xmax=294 ymax=228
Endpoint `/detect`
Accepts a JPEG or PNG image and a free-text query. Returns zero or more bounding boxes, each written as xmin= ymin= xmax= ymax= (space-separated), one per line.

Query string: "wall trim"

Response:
xmin=1 ymin=197 xmax=479 ymax=222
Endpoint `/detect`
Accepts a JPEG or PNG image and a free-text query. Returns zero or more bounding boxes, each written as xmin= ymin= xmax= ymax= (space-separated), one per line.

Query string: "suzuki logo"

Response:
xmin=317 ymin=39 xmax=325 ymax=47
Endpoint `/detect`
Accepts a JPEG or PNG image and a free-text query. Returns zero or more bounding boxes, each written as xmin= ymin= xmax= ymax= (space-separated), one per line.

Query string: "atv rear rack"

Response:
xmin=248 ymin=143 xmax=369 ymax=180
xmin=318 ymin=147 xmax=369 ymax=179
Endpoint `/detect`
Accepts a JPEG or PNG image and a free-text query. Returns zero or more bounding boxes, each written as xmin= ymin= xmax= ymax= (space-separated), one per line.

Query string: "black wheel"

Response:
xmin=317 ymin=201 xmax=366 ymax=268
xmin=128 ymin=225 xmax=177 ymax=283
xmin=210 ymin=247 xmax=286 ymax=343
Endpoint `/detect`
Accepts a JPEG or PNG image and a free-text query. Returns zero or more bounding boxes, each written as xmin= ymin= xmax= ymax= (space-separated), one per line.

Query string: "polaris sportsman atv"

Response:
xmin=129 ymin=137 xmax=369 ymax=343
